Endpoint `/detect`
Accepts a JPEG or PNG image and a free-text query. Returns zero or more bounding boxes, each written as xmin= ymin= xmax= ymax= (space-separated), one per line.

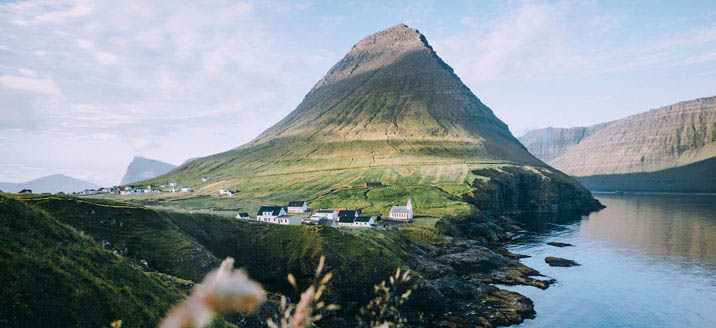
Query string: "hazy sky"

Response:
xmin=1 ymin=0 xmax=715 ymax=186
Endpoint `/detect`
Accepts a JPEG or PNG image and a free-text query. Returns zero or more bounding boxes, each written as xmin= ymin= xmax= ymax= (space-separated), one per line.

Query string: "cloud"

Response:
xmin=0 ymin=74 xmax=61 ymax=95
xmin=433 ymin=1 xmax=716 ymax=83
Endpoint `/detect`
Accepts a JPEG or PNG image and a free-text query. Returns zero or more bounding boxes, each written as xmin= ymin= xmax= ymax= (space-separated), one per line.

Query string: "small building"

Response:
xmin=354 ymin=216 xmax=375 ymax=227
xmin=235 ymin=212 xmax=251 ymax=220
xmin=19 ymin=189 xmax=32 ymax=194
xmin=314 ymin=209 xmax=338 ymax=221
xmin=169 ymin=182 xmax=178 ymax=187
xmin=257 ymin=206 xmax=287 ymax=222
xmin=337 ymin=215 xmax=354 ymax=227
xmin=287 ymin=201 xmax=308 ymax=213
xmin=389 ymin=198 xmax=413 ymax=221
xmin=365 ymin=182 xmax=383 ymax=188
xmin=276 ymin=215 xmax=303 ymax=225
xmin=202 ymin=177 xmax=211 ymax=182
xmin=318 ymin=218 xmax=337 ymax=228
xmin=219 ymin=188 xmax=233 ymax=196
xmin=180 ymin=186 xmax=193 ymax=193
xmin=338 ymin=209 xmax=360 ymax=222
xmin=120 ymin=189 xmax=133 ymax=195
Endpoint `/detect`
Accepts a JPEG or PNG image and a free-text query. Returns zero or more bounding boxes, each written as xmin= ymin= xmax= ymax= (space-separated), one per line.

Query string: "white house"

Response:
xmin=257 ymin=206 xmax=287 ymax=222
xmin=389 ymin=198 xmax=413 ymax=221
xmin=235 ymin=212 xmax=251 ymax=220
xmin=180 ymin=186 xmax=193 ymax=193
xmin=276 ymin=215 xmax=303 ymax=225
xmin=314 ymin=209 xmax=338 ymax=221
xmin=354 ymin=216 xmax=375 ymax=227
xmin=120 ymin=189 xmax=134 ymax=195
xmin=169 ymin=182 xmax=178 ymax=187
xmin=287 ymin=201 xmax=308 ymax=213
xmin=219 ymin=188 xmax=233 ymax=196
xmin=202 ymin=177 xmax=211 ymax=182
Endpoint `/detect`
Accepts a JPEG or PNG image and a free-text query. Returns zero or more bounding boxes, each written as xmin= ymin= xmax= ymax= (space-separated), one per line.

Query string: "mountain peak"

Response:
xmin=311 ymin=23 xmax=435 ymax=92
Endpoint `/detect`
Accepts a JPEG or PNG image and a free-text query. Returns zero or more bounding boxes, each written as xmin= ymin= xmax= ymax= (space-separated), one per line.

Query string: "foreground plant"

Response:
xmin=267 ymin=255 xmax=340 ymax=328
xmin=358 ymin=268 xmax=413 ymax=328
xmin=160 ymin=257 xmax=266 ymax=328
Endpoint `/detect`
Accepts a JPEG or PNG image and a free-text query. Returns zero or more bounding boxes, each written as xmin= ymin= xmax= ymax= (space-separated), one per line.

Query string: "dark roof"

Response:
xmin=337 ymin=216 xmax=355 ymax=223
xmin=338 ymin=210 xmax=359 ymax=220
xmin=365 ymin=182 xmax=383 ymax=187
xmin=317 ymin=209 xmax=336 ymax=214
xmin=288 ymin=201 xmax=306 ymax=207
xmin=355 ymin=216 xmax=372 ymax=223
xmin=238 ymin=212 xmax=249 ymax=217
xmin=257 ymin=206 xmax=284 ymax=216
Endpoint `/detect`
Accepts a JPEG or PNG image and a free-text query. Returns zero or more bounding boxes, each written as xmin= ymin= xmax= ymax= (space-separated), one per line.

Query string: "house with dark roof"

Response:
xmin=287 ymin=201 xmax=308 ymax=213
xmin=338 ymin=209 xmax=360 ymax=222
xmin=235 ymin=212 xmax=250 ymax=220
xmin=257 ymin=206 xmax=287 ymax=222
xmin=354 ymin=216 xmax=375 ymax=227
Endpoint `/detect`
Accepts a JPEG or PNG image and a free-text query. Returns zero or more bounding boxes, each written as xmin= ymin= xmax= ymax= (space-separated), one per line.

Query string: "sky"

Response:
xmin=1 ymin=0 xmax=715 ymax=186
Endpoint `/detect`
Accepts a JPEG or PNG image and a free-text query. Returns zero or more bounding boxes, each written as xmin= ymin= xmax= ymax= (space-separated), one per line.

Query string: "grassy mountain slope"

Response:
xmin=0 ymin=195 xmax=185 ymax=328
xmin=134 ymin=24 xmax=596 ymax=216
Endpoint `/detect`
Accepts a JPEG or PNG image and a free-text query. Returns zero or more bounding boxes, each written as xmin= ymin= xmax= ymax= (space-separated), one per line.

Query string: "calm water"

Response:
xmin=500 ymin=193 xmax=716 ymax=327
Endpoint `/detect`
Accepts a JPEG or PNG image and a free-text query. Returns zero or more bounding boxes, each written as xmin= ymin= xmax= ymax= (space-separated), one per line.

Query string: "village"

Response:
xmin=241 ymin=196 xmax=413 ymax=229
xmin=67 ymin=178 xmax=414 ymax=229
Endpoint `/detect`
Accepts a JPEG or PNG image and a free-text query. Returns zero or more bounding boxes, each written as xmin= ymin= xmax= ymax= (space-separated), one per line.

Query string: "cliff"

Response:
xmin=519 ymin=96 xmax=716 ymax=192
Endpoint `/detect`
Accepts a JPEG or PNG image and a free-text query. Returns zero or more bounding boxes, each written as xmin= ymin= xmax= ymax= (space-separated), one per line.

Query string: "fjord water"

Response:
xmin=502 ymin=193 xmax=716 ymax=327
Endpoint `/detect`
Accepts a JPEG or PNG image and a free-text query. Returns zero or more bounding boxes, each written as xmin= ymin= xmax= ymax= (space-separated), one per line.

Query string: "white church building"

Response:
xmin=389 ymin=198 xmax=413 ymax=221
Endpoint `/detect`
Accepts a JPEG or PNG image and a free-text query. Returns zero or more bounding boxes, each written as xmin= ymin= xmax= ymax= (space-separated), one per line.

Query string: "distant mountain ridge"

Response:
xmin=121 ymin=156 xmax=176 ymax=185
xmin=0 ymin=174 xmax=100 ymax=193
xmin=519 ymin=96 xmax=716 ymax=192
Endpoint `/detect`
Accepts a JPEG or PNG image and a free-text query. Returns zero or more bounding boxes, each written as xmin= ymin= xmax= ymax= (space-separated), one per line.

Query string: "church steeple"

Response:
xmin=407 ymin=198 xmax=412 ymax=210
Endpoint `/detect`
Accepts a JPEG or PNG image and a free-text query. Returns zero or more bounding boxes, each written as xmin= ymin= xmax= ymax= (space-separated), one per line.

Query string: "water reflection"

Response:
xmin=501 ymin=193 xmax=716 ymax=327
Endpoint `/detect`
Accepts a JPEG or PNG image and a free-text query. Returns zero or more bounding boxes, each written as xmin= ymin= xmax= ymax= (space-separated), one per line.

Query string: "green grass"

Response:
xmin=0 ymin=194 xmax=187 ymax=328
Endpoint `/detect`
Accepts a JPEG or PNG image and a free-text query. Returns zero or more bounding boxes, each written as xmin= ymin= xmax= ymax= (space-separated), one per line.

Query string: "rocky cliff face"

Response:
xmin=121 ymin=156 xmax=176 ymax=185
xmin=520 ymin=96 xmax=716 ymax=177
xmin=518 ymin=124 xmax=608 ymax=163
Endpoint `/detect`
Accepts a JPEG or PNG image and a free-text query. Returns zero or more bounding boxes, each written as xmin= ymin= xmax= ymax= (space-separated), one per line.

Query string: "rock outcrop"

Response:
xmin=544 ymin=257 xmax=580 ymax=267
xmin=121 ymin=156 xmax=176 ymax=185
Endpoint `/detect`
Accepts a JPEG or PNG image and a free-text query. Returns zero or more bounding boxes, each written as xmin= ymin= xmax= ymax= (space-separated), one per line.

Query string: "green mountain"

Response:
xmin=121 ymin=156 xmax=176 ymax=185
xmin=520 ymin=96 xmax=716 ymax=192
xmin=140 ymin=24 xmax=596 ymax=215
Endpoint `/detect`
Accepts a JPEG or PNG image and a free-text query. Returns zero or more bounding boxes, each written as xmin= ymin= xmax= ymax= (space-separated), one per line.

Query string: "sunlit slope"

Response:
xmin=140 ymin=24 xmax=552 ymax=196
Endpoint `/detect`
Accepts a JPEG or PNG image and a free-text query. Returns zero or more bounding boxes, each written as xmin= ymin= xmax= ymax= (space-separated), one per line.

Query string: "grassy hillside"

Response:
xmin=0 ymin=195 xmax=186 ymax=327
xmin=20 ymin=194 xmax=221 ymax=282
xmin=123 ymin=24 xmax=599 ymax=216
